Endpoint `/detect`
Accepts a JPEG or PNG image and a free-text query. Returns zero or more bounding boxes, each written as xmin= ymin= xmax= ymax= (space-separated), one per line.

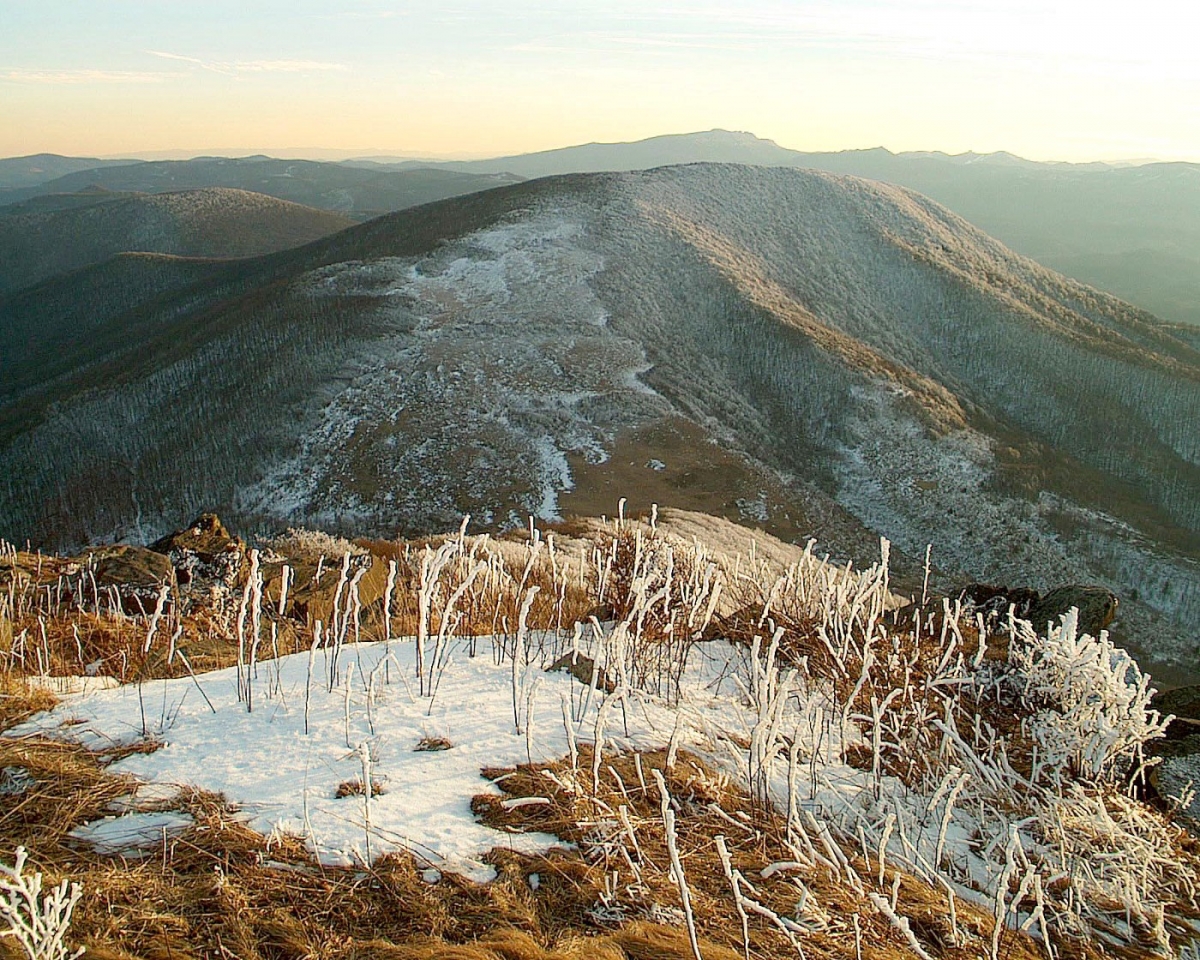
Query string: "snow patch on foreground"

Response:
xmin=12 ymin=638 xmax=753 ymax=882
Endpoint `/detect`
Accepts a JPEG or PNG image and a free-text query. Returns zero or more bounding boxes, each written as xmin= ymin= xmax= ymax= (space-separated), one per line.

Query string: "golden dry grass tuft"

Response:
xmin=0 ymin=672 xmax=58 ymax=729
xmin=472 ymin=747 xmax=1053 ymax=960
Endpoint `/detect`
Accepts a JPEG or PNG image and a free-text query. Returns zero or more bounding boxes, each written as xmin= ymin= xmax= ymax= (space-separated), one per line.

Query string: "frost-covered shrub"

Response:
xmin=1033 ymin=787 xmax=1196 ymax=945
xmin=261 ymin=527 xmax=367 ymax=562
xmin=1005 ymin=608 xmax=1170 ymax=784
xmin=1 ymin=847 xmax=83 ymax=960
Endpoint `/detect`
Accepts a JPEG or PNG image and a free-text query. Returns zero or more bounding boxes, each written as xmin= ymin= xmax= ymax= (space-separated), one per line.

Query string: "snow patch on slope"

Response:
xmin=241 ymin=206 xmax=668 ymax=534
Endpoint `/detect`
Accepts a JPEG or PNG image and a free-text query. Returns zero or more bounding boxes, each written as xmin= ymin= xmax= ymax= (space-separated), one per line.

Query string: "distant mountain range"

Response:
xmin=0 ymin=153 xmax=138 ymax=190
xmin=2 ymin=164 xmax=1196 ymax=672
xmin=0 ymin=188 xmax=355 ymax=295
xmin=6 ymin=132 xmax=1197 ymax=327
xmin=0 ymin=156 xmax=523 ymax=221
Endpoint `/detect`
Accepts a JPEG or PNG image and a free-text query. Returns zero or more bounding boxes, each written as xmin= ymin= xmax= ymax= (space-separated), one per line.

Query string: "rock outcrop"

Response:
xmin=84 ymin=545 xmax=175 ymax=613
xmin=1152 ymin=684 xmax=1200 ymax=737
xmin=149 ymin=513 xmax=245 ymax=598
xmin=957 ymin=583 xmax=1040 ymax=624
xmin=955 ymin=583 xmax=1118 ymax=637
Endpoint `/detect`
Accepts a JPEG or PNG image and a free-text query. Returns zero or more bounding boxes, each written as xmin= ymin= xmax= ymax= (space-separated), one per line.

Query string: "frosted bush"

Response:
xmin=1033 ymin=787 xmax=1195 ymax=945
xmin=1004 ymin=608 xmax=1170 ymax=784
xmin=261 ymin=527 xmax=367 ymax=562
xmin=1 ymin=847 xmax=83 ymax=960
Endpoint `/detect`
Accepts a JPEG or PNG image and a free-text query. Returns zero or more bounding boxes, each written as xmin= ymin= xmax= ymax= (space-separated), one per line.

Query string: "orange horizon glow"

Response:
xmin=2 ymin=1 xmax=1196 ymax=165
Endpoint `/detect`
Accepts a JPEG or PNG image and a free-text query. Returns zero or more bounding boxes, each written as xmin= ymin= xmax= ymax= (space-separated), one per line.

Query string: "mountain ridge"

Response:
xmin=0 ymin=187 xmax=356 ymax=295
xmin=1 ymin=163 xmax=1195 ymax=668
xmin=10 ymin=134 xmax=1197 ymax=326
xmin=375 ymin=130 xmax=1200 ymax=327
xmin=0 ymin=157 xmax=524 ymax=220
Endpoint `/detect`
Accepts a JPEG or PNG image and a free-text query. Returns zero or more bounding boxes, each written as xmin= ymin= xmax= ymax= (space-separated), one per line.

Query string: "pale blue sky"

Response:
xmin=1 ymin=0 xmax=1195 ymax=161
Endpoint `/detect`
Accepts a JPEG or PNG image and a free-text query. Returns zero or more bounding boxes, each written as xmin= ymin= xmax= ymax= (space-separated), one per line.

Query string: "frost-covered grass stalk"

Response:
xmin=357 ymin=741 xmax=374 ymax=863
xmin=235 ymin=549 xmax=264 ymax=710
xmin=142 ymin=583 xmax=170 ymax=654
xmin=1 ymin=847 xmax=83 ymax=960
xmin=304 ymin=623 xmax=322 ymax=736
xmin=652 ymin=769 xmax=702 ymax=960
xmin=511 ymin=586 xmax=541 ymax=734
xmin=277 ymin=563 xmax=291 ymax=617
xmin=383 ymin=559 xmax=396 ymax=652
xmin=326 ymin=554 xmax=351 ymax=693
xmin=417 ymin=542 xmax=457 ymax=697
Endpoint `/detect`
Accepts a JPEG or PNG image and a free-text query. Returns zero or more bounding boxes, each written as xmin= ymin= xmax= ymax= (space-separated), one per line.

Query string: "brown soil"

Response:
xmin=569 ymin=420 xmax=826 ymax=544
xmin=562 ymin=416 xmax=924 ymax=590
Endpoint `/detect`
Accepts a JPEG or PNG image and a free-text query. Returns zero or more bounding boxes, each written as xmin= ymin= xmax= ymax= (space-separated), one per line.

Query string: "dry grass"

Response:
xmin=0 ymin=731 xmax=1054 ymax=960
xmin=472 ymin=747 xmax=1054 ymax=960
xmin=335 ymin=777 xmax=388 ymax=798
xmin=0 ymin=736 xmax=767 ymax=959
xmin=0 ymin=673 xmax=57 ymax=729
xmin=1 ymin=519 xmax=1192 ymax=959
xmin=1 ymin=516 xmax=717 ymax=697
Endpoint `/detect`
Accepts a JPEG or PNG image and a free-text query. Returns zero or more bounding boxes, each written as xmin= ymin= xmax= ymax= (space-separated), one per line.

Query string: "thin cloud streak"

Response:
xmin=148 ymin=51 xmax=348 ymax=76
xmin=496 ymin=1 xmax=1196 ymax=82
xmin=507 ymin=21 xmax=1196 ymax=84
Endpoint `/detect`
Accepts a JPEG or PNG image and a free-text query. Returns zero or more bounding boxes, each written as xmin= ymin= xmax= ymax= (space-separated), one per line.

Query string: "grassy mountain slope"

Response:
xmin=0 ymin=188 xmax=355 ymax=295
xmin=0 ymin=157 xmax=524 ymax=219
xmin=795 ymin=155 xmax=1200 ymax=327
xmin=1 ymin=164 xmax=1196 ymax=667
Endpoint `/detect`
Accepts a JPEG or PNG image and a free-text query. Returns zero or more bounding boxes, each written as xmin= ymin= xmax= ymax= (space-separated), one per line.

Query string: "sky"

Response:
xmin=1 ymin=0 xmax=1196 ymax=163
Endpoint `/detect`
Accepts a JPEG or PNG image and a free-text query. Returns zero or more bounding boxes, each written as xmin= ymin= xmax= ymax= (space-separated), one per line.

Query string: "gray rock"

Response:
xmin=1026 ymin=586 xmax=1118 ymax=637
xmin=83 ymin=544 xmax=175 ymax=613
xmin=1152 ymin=685 xmax=1200 ymax=736
xmin=1150 ymin=733 xmax=1200 ymax=830
xmin=547 ymin=653 xmax=616 ymax=693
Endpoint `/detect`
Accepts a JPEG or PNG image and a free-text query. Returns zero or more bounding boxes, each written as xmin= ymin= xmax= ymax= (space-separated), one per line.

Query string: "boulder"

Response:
xmin=547 ymin=652 xmax=617 ymax=693
xmin=1026 ymin=586 xmax=1118 ymax=637
xmin=703 ymin=603 xmax=782 ymax=642
xmin=1152 ymin=685 xmax=1200 ymax=738
xmin=149 ymin=513 xmax=245 ymax=597
xmin=950 ymin=583 xmax=1118 ymax=638
xmin=957 ymin=583 xmax=1040 ymax=623
xmin=284 ymin=553 xmax=392 ymax=627
xmin=85 ymin=545 xmax=175 ymax=613
xmin=892 ymin=583 xmax=1039 ymax=633
xmin=1148 ymin=733 xmax=1200 ymax=832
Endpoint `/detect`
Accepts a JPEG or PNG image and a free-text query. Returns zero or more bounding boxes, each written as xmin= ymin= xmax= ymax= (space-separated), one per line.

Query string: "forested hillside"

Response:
xmin=1 ymin=164 xmax=1196 ymax=668
xmin=0 ymin=188 xmax=354 ymax=294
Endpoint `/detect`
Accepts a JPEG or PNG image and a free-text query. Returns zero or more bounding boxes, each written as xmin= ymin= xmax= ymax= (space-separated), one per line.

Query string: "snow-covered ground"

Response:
xmin=12 ymin=635 xmax=752 ymax=881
